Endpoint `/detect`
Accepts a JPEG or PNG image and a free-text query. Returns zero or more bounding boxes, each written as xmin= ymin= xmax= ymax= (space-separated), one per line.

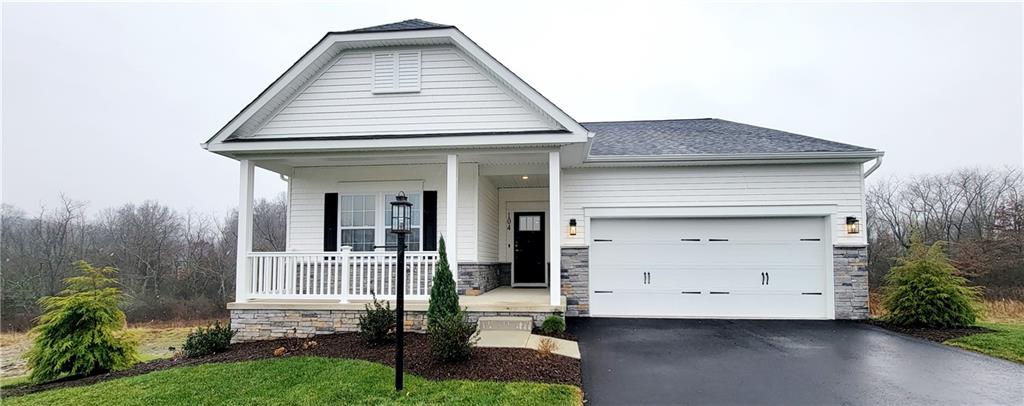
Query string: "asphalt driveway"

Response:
xmin=570 ymin=318 xmax=1023 ymax=405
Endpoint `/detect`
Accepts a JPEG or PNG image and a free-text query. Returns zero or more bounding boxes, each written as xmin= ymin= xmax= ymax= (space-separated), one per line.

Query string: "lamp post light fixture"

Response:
xmin=389 ymin=192 xmax=413 ymax=391
xmin=568 ymin=218 xmax=577 ymax=236
xmin=845 ymin=216 xmax=861 ymax=234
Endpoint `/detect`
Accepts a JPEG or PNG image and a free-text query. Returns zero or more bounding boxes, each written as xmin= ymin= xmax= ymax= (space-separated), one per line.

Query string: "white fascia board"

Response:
xmin=207 ymin=132 xmax=579 ymax=155
xmin=580 ymin=150 xmax=885 ymax=166
xmin=205 ymin=27 xmax=589 ymax=150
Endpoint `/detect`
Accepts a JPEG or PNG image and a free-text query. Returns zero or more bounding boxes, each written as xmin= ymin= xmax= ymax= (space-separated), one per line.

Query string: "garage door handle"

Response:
xmin=761 ymin=272 xmax=766 ymax=285
xmin=766 ymin=272 xmax=769 ymax=285
xmin=594 ymin=290 xmax=614 ymax=294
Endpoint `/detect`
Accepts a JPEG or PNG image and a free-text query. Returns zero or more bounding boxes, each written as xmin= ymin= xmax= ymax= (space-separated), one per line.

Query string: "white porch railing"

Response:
xmin=244 ymin=248 xmax=440 ymax=302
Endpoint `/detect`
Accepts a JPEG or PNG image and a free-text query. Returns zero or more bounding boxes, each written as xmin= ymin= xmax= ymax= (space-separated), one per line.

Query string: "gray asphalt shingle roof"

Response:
xmin=338 ymin=19 xmax=453 ymax=34
xmin=582 ymin=118 xmax=876 ymax=156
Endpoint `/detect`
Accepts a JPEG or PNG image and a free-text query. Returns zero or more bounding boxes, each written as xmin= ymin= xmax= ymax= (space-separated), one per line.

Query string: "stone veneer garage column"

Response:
xmin=560 ymin=248 xmax=590 ymax=316
xmin=833 ymin=246 xmax=869 ymax=319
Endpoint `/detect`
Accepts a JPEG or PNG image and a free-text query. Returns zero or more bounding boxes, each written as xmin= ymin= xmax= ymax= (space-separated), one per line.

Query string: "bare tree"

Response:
xmin=252 ymin=193 xmax=287 ymax=252
xmin=866 ymin=167 xmax=1024 ymax=294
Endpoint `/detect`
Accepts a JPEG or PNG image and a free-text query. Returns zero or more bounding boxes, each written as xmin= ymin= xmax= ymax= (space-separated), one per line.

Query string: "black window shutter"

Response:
xmin=423 ymin=191 xmax=437 ymax=251
xmin=323 ymin=193 xmax=338 ymax=251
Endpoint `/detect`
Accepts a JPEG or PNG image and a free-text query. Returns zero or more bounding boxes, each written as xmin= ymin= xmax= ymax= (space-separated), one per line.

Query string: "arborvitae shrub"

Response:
xmin=427 ymin=237 xmax=459 ymax=327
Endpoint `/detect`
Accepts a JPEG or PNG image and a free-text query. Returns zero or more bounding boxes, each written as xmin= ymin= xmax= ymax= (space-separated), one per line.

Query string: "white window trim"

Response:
xmin=337 ymin=190 xmax=424 ymax=252
xmin=371 ymin=50 xmax=422 ymax=94
xmin=338 ymin=194 xmax=377 ymax=251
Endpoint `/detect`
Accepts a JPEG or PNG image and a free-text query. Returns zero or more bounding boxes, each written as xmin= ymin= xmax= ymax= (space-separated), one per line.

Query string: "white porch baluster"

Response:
xmin=339 ymin=246 xmax=351 ymax=302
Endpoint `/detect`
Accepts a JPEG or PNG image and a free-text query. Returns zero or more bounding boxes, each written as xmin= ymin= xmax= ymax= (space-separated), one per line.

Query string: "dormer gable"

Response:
xmin=204 ymin=20 xmax=589 ymax=152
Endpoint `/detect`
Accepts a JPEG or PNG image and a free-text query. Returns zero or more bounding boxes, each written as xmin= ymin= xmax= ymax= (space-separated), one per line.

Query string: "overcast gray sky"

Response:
xmin=3 ymin=1 xmax=1022 ymax=215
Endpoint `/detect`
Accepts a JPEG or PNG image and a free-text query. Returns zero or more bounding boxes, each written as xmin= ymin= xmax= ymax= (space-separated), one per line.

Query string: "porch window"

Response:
xmin=337 ymin=191 xmax=423 ymax=252
xmin=339 ymin=195 xmax=376 ymax=251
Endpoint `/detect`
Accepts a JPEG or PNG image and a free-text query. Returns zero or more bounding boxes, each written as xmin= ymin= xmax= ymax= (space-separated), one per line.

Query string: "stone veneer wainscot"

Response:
xmin=230 ymin=309 xmax=552 ymax=343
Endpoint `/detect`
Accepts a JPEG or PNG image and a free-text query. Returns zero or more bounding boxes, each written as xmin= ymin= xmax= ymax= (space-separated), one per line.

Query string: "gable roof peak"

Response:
xmin=335 ymin=19 xmax=454 ymax=34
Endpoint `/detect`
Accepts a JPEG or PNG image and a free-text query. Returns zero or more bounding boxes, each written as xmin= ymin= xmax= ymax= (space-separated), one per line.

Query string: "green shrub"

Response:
xmin=428 ymin=309 xmax=478 ymax=362
xmin=26 ymin=261 xmax=139 ymax=383
xmin=358 ymin=293 xmax=395 ymax=345
xmin=427 ymin=237 xmax=460 ymax=327
xmin=182 ymin=321 xmax=235 ymax=358
xmin=882 ymin=235 xmax=980 ymax=327
xmin=541 ymin=315 xmax=566 ymax=334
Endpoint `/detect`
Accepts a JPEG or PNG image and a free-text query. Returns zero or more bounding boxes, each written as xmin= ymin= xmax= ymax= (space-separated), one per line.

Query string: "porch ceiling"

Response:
xmin=487 ymin=174 xmax=549 ymax=188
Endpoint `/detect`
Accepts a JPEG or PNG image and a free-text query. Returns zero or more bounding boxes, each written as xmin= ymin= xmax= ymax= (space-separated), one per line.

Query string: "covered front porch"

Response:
xmin=231 ymin=148 xmax=567 ymax=312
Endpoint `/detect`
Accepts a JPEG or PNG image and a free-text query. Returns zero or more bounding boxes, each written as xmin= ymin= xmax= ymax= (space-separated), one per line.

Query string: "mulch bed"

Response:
xmin=865 ymin=320 xmax=992 ymax=343
xmin=531 ymin=328 xmax=577 ymax=341
xmin=3 ymin=333 xmax=580 ymax=398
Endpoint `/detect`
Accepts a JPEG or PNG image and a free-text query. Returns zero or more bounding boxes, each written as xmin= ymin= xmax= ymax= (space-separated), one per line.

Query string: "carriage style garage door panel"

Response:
xmin=589 ymin=217 xmax=830 ymax=319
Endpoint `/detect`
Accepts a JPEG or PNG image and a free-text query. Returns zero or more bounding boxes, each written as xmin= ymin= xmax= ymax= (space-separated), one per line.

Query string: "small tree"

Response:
xmin=882 ymin=235 xmax=980 ymax=327
xmin=26 ymin=261 xmax=139 ymax=383
xmin=427 ymin=237 xmax=459 ymax=327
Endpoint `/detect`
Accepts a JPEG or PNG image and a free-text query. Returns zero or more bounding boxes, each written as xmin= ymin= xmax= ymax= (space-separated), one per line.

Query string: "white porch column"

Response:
xmin=446 ymin=154 xmax=459 ymax=283
xmin=235 ymin=159 xmax=255 ymax=303
xmin=548 ymin=150 xmax=561 ymax=306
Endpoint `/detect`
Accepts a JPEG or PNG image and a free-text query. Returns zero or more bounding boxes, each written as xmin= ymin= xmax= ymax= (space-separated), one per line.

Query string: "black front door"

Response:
xmin=513 ymin=212 xmax=546 ymax=285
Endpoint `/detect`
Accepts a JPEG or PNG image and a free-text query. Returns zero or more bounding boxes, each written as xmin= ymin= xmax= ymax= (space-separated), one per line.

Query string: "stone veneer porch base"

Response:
xmin=228 ymin=290 xmax=565 ymax=342
xmin=230 ymin=309 xmax=555 ymax=342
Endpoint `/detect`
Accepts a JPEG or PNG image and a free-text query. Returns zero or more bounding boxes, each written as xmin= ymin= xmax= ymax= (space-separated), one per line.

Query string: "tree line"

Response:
xmin=2 ymin=167 xmax=1022 ymax=330
xmin=1 ymin=194 xmax=286 ymax=330
xmin=866 ymin=167 xmax=1023 ymax=297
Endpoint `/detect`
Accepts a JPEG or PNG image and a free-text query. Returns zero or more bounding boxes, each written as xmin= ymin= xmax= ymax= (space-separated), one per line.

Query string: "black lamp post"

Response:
xmin=389 ymin=192 xmax=413 ymax=391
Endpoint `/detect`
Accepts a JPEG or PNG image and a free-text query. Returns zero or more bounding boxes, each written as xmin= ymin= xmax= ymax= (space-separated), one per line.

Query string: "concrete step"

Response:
xmin=476 ymin=316 xmax=534 ymax=332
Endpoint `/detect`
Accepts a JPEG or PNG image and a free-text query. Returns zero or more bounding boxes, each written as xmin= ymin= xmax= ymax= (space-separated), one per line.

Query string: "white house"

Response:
xmin=202 ymin=20 xmax=883 ymax=341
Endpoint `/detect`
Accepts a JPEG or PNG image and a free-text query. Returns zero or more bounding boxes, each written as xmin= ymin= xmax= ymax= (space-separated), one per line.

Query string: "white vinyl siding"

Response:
xmin=372 ymin=51 xmax=421 ymax=94
xmin=252 ymin=46 xmax=557 ymax=138
xmin=477 ymin=175 xmax=499 ymax=262
xmin=457 ymin=163 xmax=479 ymax=261
xmin=561 ymin=163 xmax=867 ymax=246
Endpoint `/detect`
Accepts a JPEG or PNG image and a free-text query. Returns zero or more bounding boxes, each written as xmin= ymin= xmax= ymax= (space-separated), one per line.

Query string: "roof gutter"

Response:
xmin=862 ymin=156 xmax=883 ymax=178
xmin=584 ymin=150 xmax=885 ymax=164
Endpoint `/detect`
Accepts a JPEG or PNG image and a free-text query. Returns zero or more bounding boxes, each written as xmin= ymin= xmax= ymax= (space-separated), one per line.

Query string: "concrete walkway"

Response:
xmin=475 ymin=330 xmax=581 ymax=359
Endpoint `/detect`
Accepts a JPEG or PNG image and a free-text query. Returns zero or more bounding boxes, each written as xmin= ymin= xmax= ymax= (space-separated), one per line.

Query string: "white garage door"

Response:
xmin=589 ymin=217 xmax=830 ymax=319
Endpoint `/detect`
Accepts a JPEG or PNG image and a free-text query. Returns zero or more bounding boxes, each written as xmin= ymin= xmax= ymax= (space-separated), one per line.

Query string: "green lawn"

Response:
xmin=946 ymin=322 xmax=1024 ymax=364
xmin=3 ymin=357 xmax=581 ymax=406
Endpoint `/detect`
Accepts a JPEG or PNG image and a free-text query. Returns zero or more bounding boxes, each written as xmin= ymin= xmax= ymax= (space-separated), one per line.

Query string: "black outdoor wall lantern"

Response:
xmin=846 ymin=216 xmax=861 ymax=234
xmin=389 ymin=192 xmax=412 ymax=391
xmin=568 ymin=218 xmax=578 ymax=236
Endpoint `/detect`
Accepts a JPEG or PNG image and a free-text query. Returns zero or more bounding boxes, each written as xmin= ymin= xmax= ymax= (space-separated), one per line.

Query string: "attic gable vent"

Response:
xmin=372 ymin=51 xmax=421 ymax=94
